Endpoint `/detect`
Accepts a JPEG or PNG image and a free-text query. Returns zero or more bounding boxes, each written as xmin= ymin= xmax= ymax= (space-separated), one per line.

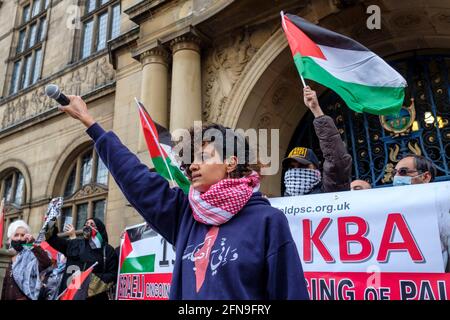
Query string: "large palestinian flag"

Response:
xmin=119 ymin=224 xmax=158 ymax=274
xmin=281 ymin=13 xmax=407 ymax=115
xmin=135 ymin=99 xmax=191 ymax=194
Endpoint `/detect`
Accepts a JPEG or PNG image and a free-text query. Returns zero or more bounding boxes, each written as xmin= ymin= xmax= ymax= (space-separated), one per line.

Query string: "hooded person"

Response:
xmin=282 ymin=147 xmax=322 ymax=196
xmin=45 ymin=217 xmax=118 ymax=300
xmin=282 ymin=86 xmax=352 ymax=196
xmin=1 ymin=220 xmax=52 ymax=300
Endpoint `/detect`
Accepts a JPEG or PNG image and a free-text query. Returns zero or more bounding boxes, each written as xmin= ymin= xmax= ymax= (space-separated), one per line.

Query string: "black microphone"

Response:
xmin=45 ymin=84 xmax=70 ymax=106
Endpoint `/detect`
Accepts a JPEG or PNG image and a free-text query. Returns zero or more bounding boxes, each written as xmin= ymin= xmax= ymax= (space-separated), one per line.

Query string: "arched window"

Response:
xmin=0 ymin=169 xmax=26 ymax=246
xmin=1 ymin=170 xmax=25 ymax=206
xmin=60 ymin=147 xmax=108 ymax=231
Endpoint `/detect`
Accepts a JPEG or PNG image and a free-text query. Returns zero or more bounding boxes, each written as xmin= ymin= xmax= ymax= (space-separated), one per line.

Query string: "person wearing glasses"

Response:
xmin=392 ymin=154 xmax=449 ymax=272
xmin=392 ymin=154 xmax=436 ymax=186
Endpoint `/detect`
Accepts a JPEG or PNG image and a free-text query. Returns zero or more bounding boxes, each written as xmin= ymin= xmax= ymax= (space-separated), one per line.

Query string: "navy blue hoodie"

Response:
xmin=87 ymin=123 xmax=309 ymax=300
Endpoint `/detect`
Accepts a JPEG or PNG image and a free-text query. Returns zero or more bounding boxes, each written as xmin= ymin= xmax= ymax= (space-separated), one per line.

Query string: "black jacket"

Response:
xmin=47 ymin=221 xmax=118 ymax=295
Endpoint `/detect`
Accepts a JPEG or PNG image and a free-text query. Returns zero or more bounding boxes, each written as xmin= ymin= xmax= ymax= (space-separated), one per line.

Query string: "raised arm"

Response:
xmin=45 ymin=226 xmax=69 ymax=256
xmin=59 ymin=96 xmax=190 ymax=244
xmin=303 ymin=87 xmax=352 ymax=192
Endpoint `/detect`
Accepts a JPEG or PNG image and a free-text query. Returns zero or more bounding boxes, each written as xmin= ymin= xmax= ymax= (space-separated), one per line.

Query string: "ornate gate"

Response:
xmin=287 ymin=53 xmax=450 ymax=187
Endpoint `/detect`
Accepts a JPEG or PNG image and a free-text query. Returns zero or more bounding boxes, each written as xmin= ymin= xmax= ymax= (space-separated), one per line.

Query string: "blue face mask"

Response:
xmin=392 ymin=175 xmax=412 ymax=186
xmin=393 ymin=172 xmax=424 ymax=186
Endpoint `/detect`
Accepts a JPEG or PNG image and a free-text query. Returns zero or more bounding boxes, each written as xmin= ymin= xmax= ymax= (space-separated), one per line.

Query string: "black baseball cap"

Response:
xmin=282 ymin=147 xmax=320 ymax=169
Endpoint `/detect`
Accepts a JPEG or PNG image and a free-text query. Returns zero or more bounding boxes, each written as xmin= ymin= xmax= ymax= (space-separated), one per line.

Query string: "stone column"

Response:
xmin=0 ymin=249 xmax=13 ymax=298
xmin=138 ymin=47 xmax=170 ymax=152
xmin=169 ymin=35 xmax=202 ymax=132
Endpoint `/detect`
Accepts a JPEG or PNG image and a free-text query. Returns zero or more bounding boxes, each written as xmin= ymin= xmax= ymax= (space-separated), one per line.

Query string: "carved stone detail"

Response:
xmin=272 ymin=86 xmax=288 ymax=106
xmin=140 ymin=47 xmax=170 ymax=65
xmin=257 ymin=113 xmax=272 ymax=130
xmin=203 ymin=26 xmax=273 ymax=123
xmin=70 ymin=184 xmax=108 ymax=200
xmin=170 ymin=35 xmax=202 ymax=54
xmin=392 ymin=13 xmax=422 ymax=29
xmin=0 ymin=55 xmax=115 ymax=131
xmin=437 ymin=13 xmax=450 ymax=24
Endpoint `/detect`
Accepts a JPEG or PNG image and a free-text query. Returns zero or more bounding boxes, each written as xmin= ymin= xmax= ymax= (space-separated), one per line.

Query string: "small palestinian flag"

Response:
xmin=89 ymin=228 xmax=103 ymax=249
xmin=119 ymin=224 xmax=157 ymax=274
xmin=281 ymin=12 xmax=407 ymax=115
xmin=135 ymin=98 xmax=191 ymax=194
xmin=59 ymin=262 xmax=97 ymax=300
xmin=40 ymin=241 xmax=59 ymax=261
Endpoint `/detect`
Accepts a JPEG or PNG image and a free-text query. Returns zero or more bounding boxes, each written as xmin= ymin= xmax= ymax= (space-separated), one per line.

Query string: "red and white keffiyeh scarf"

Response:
xmin=189 ymin=171 xmax=261 ymax=225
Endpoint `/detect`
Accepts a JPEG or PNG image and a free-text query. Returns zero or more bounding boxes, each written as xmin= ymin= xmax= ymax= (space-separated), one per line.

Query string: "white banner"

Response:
xmin=269 ymin=181 xmax=450 ymax=273
xmin=118 ymin=182 xmax=450 ymax=299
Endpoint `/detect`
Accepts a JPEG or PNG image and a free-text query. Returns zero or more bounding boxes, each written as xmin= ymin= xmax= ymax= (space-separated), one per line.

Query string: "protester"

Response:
xmin=57 ymin=95 xmax=309 ymax=300
xmin=38 ymin=251 xmax=67 ymax=300
xmin=1 ymin=220 xmax=52 ymax=300
xmin=45 ymin=217 xmax=118 ymax=299
xmin=392 ymin=154 xmax=450 ymax=272
xmin=350 ymin=179 xmax=372 ymax=191
xmin=282 ymin=86 xmax=352 ymax=196
xmin=392 ymin=154 xmax=436 ymax=186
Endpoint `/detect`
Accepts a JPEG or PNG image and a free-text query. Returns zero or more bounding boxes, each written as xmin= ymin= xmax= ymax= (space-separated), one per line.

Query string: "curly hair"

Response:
xmin=176 ymin=123 xmax=261 ymax=179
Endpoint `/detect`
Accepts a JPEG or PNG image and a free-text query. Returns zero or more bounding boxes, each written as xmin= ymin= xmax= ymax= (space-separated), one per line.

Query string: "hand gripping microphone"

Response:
xmin=45 ymin=84 xmax=70 ymax=106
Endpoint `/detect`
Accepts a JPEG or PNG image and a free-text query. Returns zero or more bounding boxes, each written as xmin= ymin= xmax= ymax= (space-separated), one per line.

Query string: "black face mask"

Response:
xmin=10 ymin=240 xmax=26 ymax=252
xmin=83 ymin=226 xmax=92 ymax=239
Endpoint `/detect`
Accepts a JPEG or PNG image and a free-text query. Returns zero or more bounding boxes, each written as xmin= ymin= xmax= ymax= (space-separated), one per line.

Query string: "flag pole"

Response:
xmin=115 ymin=229 xmax=125 ymax=300
xmin=280 ymin=11 xmax=307 ymax=88
xmin=134 ymin=98 xmax=176 ymax=185
xmin=0 ymin=198 xmax=5 ymax=249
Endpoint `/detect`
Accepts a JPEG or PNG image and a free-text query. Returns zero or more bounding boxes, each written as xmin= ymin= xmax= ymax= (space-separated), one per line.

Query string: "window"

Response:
xmin=1 ymin=170 xmax=26 ymax=206
xmin=60 ymin=147 xmax=109 ymax=231
xmin=79 ymin=0 xmax=120 ymax=60
xmin=0 ymin=169 xmax=27 ymax=247
xmin=9 ymin=0 xmax=49 ymax=95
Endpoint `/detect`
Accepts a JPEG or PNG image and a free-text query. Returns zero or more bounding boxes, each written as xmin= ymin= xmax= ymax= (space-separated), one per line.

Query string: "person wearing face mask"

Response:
xmin=1 ymin=220 xmax=52 ymax=300
xmin=392 ymin=154 xmax=450 ymax=272
xmin=392 ymin=154 xmax=436 ymax=186
xmin=283 ymin=86 xmax=352 ymax=196
xmin=45 ymin=217 xmax=118 ymax=299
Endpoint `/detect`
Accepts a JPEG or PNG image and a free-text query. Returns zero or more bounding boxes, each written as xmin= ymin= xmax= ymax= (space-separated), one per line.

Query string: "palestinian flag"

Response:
xmin=39 ymin=241 xmax=59 ymax=261
xmin=119 ymin=224 xmax=157 ymax=274
xmin=89 ymin=228 xmax=103 ymax=249
xmin=59 ymin=262 xmax=97 ymax=300
xmin=281 ymin=12 xmax=407 ymax=115
xmin=135 ymin=99 xmax=191 ymax=194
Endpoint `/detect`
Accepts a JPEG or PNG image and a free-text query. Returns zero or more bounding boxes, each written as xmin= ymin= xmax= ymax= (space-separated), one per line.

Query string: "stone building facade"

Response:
xmin=0 ymin=0 xmax=449 ymax=256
